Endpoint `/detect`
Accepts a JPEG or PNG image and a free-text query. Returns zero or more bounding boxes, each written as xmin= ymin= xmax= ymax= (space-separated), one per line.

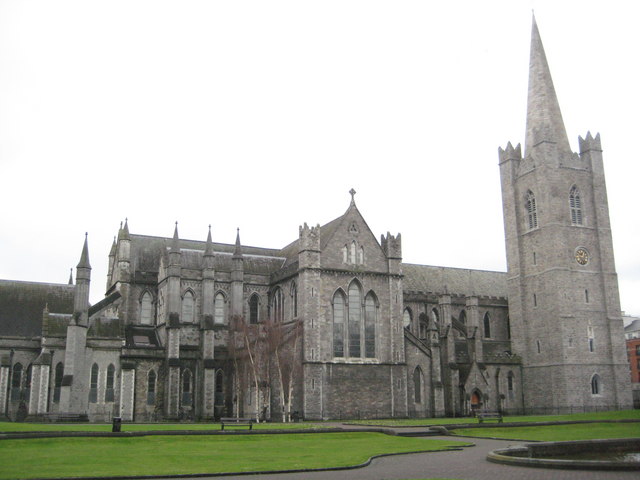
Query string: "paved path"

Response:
xmin=154 ymin=432 xmax=639 ymax=480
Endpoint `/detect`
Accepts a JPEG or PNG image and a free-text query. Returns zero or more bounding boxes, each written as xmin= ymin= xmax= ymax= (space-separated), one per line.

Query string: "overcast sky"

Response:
xmin=1 ymin=1 xmax=638 ymax=315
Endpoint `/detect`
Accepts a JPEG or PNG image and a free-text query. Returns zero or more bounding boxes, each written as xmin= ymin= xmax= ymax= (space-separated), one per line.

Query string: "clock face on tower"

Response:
xmin=575 ymin=247 xmax=589 ymax=265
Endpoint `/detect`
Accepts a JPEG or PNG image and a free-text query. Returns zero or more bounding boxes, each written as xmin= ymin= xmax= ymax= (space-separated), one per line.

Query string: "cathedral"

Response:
xmin=0 ymin=18 xmax=632 ymax=422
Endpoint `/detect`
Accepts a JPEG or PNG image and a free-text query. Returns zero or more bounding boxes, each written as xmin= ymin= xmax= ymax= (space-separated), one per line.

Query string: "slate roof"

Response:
xmin=128 ymin=234 xmax=286 ymax=276
xmin=279 ymin=208 xmax=350 ymax=267
xmin=402 ymin=264 xmax=507 ymax=298
xmin=0 ymin=280 xmax=75 ymax=337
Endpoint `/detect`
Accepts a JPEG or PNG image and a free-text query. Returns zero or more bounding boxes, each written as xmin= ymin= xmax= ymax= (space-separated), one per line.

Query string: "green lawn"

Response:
xmin=348 ymin=409 xmax=640 ymax=426
xmin=0 ymin=433 xmax=470 ymax=480
xmin=452 ymin=422 xmax=640 ymax=441
xmin=0 ymin=421 xmax=323 ymax=432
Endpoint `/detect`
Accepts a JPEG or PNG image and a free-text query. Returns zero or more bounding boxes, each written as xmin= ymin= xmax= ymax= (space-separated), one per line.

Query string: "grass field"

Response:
xmin=348 ymin=409 xmax=640 ymax=426
xmin=451 ymin=422 xmax=640 ymax=441
xmin=0 ymin=433 xmax=470 ymax=480
xmin=0 ymin=420 xmax=323 ymax=432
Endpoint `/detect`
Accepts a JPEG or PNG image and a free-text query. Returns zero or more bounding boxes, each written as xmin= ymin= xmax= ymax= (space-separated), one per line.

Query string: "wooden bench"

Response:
xmin=477 ymin=412 xmax=503 ymax=423
xmin=220 ymin=417 xmax=255 ymax=430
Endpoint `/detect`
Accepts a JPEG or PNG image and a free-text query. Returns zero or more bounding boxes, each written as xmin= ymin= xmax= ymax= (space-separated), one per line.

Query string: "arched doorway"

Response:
xmin=470 ymin=389 xmax=482 ymax=415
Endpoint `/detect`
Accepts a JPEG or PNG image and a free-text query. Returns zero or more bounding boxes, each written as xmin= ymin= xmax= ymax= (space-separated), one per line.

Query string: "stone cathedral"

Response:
xmin=0 ymin=19 xmax=632 ymax=422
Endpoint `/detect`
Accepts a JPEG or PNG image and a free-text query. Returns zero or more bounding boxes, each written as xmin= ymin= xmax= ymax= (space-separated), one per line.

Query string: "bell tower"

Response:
xmin=499 ymin=17 xmax=632 ymax=412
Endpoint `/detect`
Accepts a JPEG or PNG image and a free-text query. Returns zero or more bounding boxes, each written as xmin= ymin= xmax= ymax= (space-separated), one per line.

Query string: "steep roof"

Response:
xmin=403 ymin=264 xmax=507 ymax=298
xmin=0 ymin=280 xmax=75 ymax=337
xmin=128 ymin=234 xmax=286 ymax=275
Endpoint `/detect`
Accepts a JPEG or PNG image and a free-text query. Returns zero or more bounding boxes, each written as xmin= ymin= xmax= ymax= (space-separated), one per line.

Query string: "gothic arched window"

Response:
xmin=525 ymin=190 xmax=538 ymax=230
xmin=458 ymin=310 xmax=467 ymax=325
xmin=249 ymin=294 xmax=259 ymax=324
xmin=431 ymin=308 xmax=439 ymax=326
xmin=591 ymin=374 xmax=601 ymax=395
xmin=333 ymin=290 xmax=345 ymax=357
xmin=11 ymin=363 xmax=22 ymax=401
xmin=215 ymin=370 xmax=224 ymax=405
xmin=214 ymin=293 xmax=226 ymax=325
xmin=348 ymin=282 xmax=362 ymax=358
xmin=569 ymin=185 xmax=583 ymax=225
xmin=364 ymin=292 xmax=377 ymax=358
xmin=271 ymin=287 xmax=284 ymax=322
xmin=291 ymin=282 xmax=298 ymax=318
xmin=483 ymin=312 xmax=491 ymax=339
xmin=105 ymin=364 xmax=115 ymax=402
xmin=140 ymin=291 xmax=153 ymax=325
xmin=350 ymin=241 xmax=357 ymax=264
xmin=181 ymin=290 xmax=195 ymax=323
xmin=413 ymin=367 xmax=423 ymax=403
xmin=403 ymin=308 xmax=412 ymax=330
xmin=53 ymin=362 xmax=64 ymax=403
xmin=182 ymin=369 xmax=192 ymax=406
xmin=89 ymin=363 xmax=99 ymax=403
xmin=147 ymin=370 xmax=156 ymax=405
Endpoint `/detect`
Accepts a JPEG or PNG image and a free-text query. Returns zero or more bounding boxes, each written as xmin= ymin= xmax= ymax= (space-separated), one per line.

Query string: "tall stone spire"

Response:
xmin=524 ymin=15 xmax=572 ymax=158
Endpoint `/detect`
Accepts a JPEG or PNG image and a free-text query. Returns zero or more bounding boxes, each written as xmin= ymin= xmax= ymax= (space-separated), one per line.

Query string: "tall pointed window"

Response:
xmin=291 ymin=282 xmax=298 ymax=318
xmin=569 ymin=186 xmax=583 ymax=225
xmin=350 ymin=241 xmax=357 ymax=264
xmin=214 ymin=293 xmax=225 ymax=324
xmin=11 ymin=363 xmax=22 ymax=401
xmin=140 ymin=292 xmax=153 ymax=325
xmin=182 ymin=369 xmax=192 ymax=406
xmin=53 ymin=362 xmax=64 ymax=403
xmin=105 ymin=364 xmax=115 ymax=402
xmin=215 ymin=370 xmax=224 ymax=406
xmin=181 ymin=291 xmax=195 ymax=323
xmin=591 ymin=374 xmax=601 ymax=395
xmin=364 ymin=293 xmax=377 ymax=358
xmin=403 ymin=308 xmax=412 ymax=330
xmin=333 ymin=291 xmax=345 ymax=357
xmin=483 ymin=312 xmax=491 ymax=339
xmin=431 ymin=308 xmax=439 ymax=325
xmin=525 ymin=190 xmax=538 ymax=230
xmin=147 ymin=370 xmax=156 ymax=405
xmin=413 ymin=367 xmax=423 ymax=403
xmin=249 ymin=294 xmax=259 ymax=324
xmin=348 ymin=282 xmax=362 ymax=358
xmin=271 ymin=287 xmax=284 ymax=322
xmin=89 ymin=363 xmax=99 ymax=403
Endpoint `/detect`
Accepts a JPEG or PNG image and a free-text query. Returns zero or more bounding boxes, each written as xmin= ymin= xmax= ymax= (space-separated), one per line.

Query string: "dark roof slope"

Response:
xmin=129 ymin=234 xmax=286 ymax=275
xmin=403 ymin=264 xmax=507 ymax=298
xmin=0 ymin=280 xmax=75 ymax=337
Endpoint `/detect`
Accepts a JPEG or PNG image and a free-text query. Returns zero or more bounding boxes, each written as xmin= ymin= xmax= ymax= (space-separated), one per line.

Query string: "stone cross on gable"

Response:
xmin=349 ymin=188 xmax=356 ymax=204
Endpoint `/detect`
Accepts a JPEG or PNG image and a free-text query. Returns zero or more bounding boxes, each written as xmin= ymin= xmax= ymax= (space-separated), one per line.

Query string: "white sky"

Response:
xmin=1 ymin=1 xmax=638 ymax=315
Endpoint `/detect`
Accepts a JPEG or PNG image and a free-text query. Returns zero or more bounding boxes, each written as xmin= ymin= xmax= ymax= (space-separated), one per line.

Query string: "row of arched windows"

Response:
xmin=525 ymin=185 xmax=584 ymax=231
xmin=141 ymin=286 xmax=298 ymax=326
xmin=403 ymin=308 xmax=497 ymax=340
xmin=333 ymin=281 xmax=377 ymax=358
xmin=342 ymin=241 xmax=365 ymax=265
xmin=88 ymin=363 xmax=115 ymax=403
xmin=267 ymin=283 xmax=298 ymax=323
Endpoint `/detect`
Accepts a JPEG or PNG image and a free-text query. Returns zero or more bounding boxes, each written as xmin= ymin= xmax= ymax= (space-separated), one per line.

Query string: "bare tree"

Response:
xmin=266 ymin=319 xmax=302 ymax=422
xmin=230 ymin=315 xmax=270 ymax=422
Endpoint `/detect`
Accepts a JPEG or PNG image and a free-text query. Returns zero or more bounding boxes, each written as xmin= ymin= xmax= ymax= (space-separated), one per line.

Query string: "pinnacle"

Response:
xmin=77 ymin=233 xmax=91 ymax=269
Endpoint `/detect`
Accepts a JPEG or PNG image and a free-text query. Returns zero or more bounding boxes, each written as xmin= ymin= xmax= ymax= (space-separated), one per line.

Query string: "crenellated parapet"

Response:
xmin=381 ymin=232 xmax=402 ymax=260
xmin=299 ymin=222 xmax=320 ymax=252
xmin=498 ymin=141 xmax=522 ymax=165
xmin=578 ymin=131 xmax=602 ymax=154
